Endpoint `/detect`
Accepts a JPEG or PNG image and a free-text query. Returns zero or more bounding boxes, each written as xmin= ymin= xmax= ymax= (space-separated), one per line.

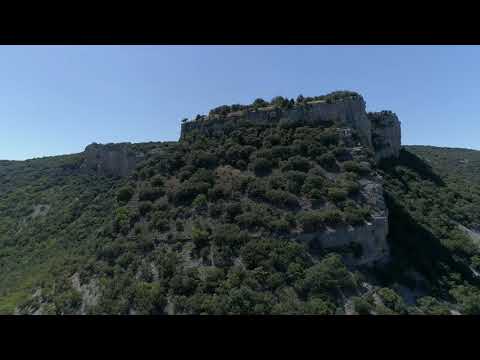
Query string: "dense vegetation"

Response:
xmin=205 ymin=91 xmax=361 ymax=118
xmin=1 ymin=93 xmax=480 ymax=315
xmin=375 ymin=146 xmax=480 ymax=314
xmin=83 ymin=119 xmax=377 ymax=315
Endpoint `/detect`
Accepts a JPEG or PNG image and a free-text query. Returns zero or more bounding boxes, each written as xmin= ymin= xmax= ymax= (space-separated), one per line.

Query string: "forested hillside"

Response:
xmin=1 ymin=93 xmax=480 ymax=315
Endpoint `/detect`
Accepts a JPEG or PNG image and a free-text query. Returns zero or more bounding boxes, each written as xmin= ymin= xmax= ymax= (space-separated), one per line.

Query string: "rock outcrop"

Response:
xmin=369 ymin=111 xmax=402 ymax=162
xmin=179 ymin=93 xmax=402 ymax=266
xmin=82 ymin=142 xmax=144 ymax=177
xmin=297 ymin=176 xmax=390 ymax=266
xmin=180 ymin=94 xmax=401 ymax=163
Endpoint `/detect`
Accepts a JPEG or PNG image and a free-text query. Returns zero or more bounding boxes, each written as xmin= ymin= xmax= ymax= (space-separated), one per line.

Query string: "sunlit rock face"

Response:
xmin=181 ymin=95 xmax=402 ymax=164
xmin=369 ymin=111 xmax=402 ymax=162
xmin=181 ymin=97 xmax=372 ymax=146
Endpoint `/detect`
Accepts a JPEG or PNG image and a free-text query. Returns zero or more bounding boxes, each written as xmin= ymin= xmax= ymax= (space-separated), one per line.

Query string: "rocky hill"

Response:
xmin=1 ymin=91 xmax=479 ymax=315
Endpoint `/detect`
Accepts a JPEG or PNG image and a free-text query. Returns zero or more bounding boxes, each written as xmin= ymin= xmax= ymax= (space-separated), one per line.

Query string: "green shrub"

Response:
xmin=139 ymin=185 xmax=163 ymax=202
xmin=152 ymin=212 xmax=170 ymax=232
xmin=377 ymin=288 xmax=407 ymax=314
xmin=139 ymin=201 xmax=153 ymax=216
xmin=301 ymin=298 xmax=335 ymax=315
xmin=352 ymin=296 xmax=372 ymax=315
xmin=344 ymin=207 xmax=366 ymax=226
xmin=191 ymin=224 xmax=211 ymax=250
xmin=344 ymin=160 xmax=371 ymax=175
xmin=211 ymin=224 xmax=243 ymax=248
xmin=252 ymin=98 xmax=268 ymax=108
xmin=236 ymin=211 xmax=268 ymax=229
xmin=297 ymin=211 xmax=324 ymax=233
xmin=283 ymin=156 xmax=311 ymax=173
xmin=174 ymin=181 xmax=210 ymax=205
xmin=150 ymin=175 xmax=164 ymax=188
xmin=252 ymin=158 xmax=273 ymax=176
xmin=225 ymin=202 xmax=242 ymax=222
xmin=322 ymin=209 xmax=344 ymax=227
xmin=302 ymin=174 xmax=325 ymax=195
xmin=265 ymin=189 xmax=299 ymax=209
xmin=416 ymin=297 xmax=451 ymax=315
xmin=327 ymin=188 xmax=348 ymax=203
xmin=449 ymin=285 xmax=480 ymax=315
xmin=117 ymin=186 xmax=134 ymax=203
xmin=302 ymin=254 xmax=353 ymax=295
xmin=192 ymin=194 xmax=208 ymax=209
xmin=270 ymin=218 xmax=290 ymax=234
xmin=318 ymin=153 xmax=336 ymax=170
xmin=317 ymin=129 xmax=339 ymax=146
xmin=247 ymin=179 xmax=268 ymax=199
xmin=286 ymin=171 xmax=307 ymax=194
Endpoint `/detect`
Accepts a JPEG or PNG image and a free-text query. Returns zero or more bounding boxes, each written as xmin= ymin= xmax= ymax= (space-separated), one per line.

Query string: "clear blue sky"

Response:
xmin=1 ymin=45 xmax=479 ymax=160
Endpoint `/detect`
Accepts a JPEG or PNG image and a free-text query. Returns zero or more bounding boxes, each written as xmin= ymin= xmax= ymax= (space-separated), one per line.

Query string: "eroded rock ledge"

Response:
xmin=81 ymin=142 xmax=144 ymax=178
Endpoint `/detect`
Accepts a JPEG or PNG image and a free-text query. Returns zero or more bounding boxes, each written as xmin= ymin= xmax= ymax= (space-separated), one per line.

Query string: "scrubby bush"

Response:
xmin=252 ymin=98 xmax=268 ymax=108
xmin=322 ymin=209 xmax=344 ymax=227
xmin=297 ymin=211 xmax=324 ymax=233
xmin=318 ymin=153 xmax=337 ymax=170
xmin=208 ymin=184 xmax=230 ymax=201
xmin=252 ymin=158 xmax=273 ymax=176
xmin=302 ymin=174 xmax=325 ymax=195
xmin=344 ymin=206 xmax=367 ymax=226
xmin=377 ymin=288 xmax=407 ymax=314
xmin=270 ymin=218 xmax=290 ymax=234
xmin=139 ymin=185 xmax=163 ymax=202
xmin=235 ymin=212 xmax=265 ymax=229
xmin=283 ymin=156 xmax=311 ymax=173
xmin=286 ymin=171 xmax=307 ymax=194
xmin=317 ymin=129 xmax=339 ymax=146
xmin=173 ymin=181 xmax=210 ymax=205
xmin=225 ymin=202 xmax=242 ymax=222
xmin=247 ymin=179 xmax=268 ymax=199
xmin=416 ymin=296 xmax=451 ymax=315
xmin=191 ymin=224 xmax=211 ymax=250
xmin=150 ymin=175 xmax=164 ymax=188
xmin=211 ymin=224 xmax=243 ymax=248
xmin=226 ymin=145 xmax=256 ymax=164
xmin=352 ymin=296 xmax=372 ymax=315
xmin=138 ymin=201 xmax=153 ymax=216
xmin=192 ymin=194 xmax=208 ymax=210
xmin=327 ymin=188 xmax=348 ymax=203
xmin=302 ymin=254 xmax=353 ymax=296
xmin=271 ymin=96 xmax=289 ymax=109
xmin=190 ymin=151 xmax=217 ymax=169
xmin=265 ymin=189 xmax=299 ymax=209
xmin=342 ymin=180 xmax=361 ymax=195
xmin=117 ymin=185 xmax=134 ymax=203
xmin=343 ymin=160 xmax=371 ymax=175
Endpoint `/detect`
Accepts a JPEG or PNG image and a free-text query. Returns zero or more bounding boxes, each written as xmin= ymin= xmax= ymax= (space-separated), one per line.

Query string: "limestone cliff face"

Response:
xmin=181 ymin=95 xmax=401 ymax=163
xmin=297 ymin=176 xmax=390 ymax=266
xmin=182 ymin=97 xmax=373 ymax=148
xmin=82 ymin=142 xmax=144 ymax=177
xmin=179 ymin=93 xmax=402 ymax=266
xmin=369 ymin=111 xmax=402 ymax=162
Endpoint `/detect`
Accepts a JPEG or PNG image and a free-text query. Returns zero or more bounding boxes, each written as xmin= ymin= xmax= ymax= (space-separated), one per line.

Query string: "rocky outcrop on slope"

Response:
xmin=297 ymin=176 xmax=390 ymax=266
xmin=369 ymin=111 xmax=402 ymax=162
xmin=82 ymin=142 xmax=144 ymax=177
